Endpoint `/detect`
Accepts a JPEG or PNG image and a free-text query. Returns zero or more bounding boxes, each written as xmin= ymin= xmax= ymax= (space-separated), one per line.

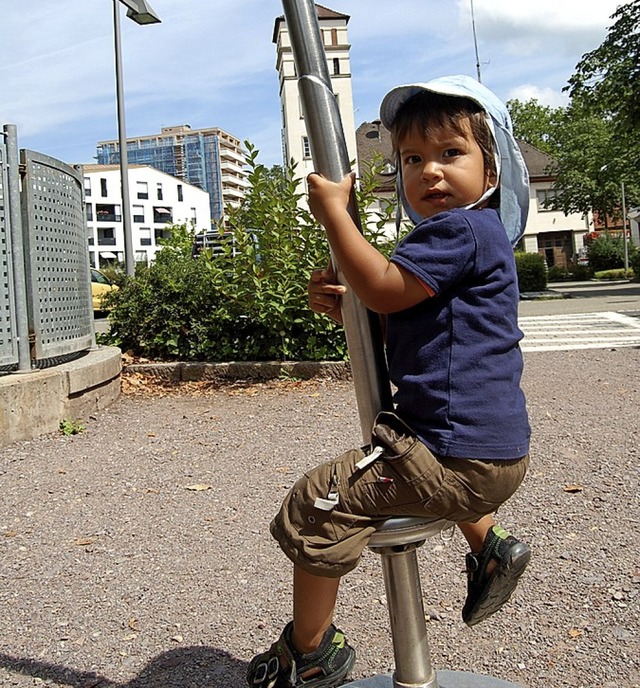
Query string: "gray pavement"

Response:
xmin=3 ymin=282 xmax=637 ymax=688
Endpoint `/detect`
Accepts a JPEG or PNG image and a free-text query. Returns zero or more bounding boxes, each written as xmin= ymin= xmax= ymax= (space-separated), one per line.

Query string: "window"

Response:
xmin=157 ymin=183 xmax=163 ymax=200
xmin=177 ymin=184 xmax=183 ymax=202
xmin=100 ymin=178 xmax=108 ymax=197
xmin=191 ymin=207 xmax=197 ymax=224
xmin=136 ymin=181 xmax=148 ymax=200
xmin=139 ymin=227 xmax=152 ymax=246
xmin=333 ymin=58 xmax=340 ymax=75
xmin=536 ymin=188 xmax=558 ymax=212
xmin=133 ymin=205 xmax=145 ymax=223
xmin=153 ymin=206 xmax=173 ymax=223
xmin=302 ymin=136 xmax=312 ymax=159
xmin=84 ymin=177 xmax=92 ymax=197
xmin=85 ymin=203 xmax=93 ymax=221
xmin=87 ymin=225 xmax=94 ymax=246
xmin=97 ymin=227 xmax=116 ymax=245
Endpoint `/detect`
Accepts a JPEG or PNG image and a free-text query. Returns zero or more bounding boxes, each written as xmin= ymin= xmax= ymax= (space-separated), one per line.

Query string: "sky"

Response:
xmin=0 ymin=0 xmax=623 ymax=168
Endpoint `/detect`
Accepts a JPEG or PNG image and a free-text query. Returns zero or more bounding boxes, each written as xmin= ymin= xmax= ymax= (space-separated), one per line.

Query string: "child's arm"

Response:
xmin=308 ymin=172 xmax=430 ymax=314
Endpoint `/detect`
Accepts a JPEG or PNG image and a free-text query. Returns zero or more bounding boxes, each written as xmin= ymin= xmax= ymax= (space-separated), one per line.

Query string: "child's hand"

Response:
xmin=308 ymin=265 xmax=346 ymax=323
xmin=307 ymin=172 xmax=355 ymax=228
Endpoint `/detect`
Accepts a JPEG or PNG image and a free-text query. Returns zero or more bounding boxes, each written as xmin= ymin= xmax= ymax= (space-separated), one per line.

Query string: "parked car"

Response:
xmin=91 ymin=268 xmax=118 ymax=313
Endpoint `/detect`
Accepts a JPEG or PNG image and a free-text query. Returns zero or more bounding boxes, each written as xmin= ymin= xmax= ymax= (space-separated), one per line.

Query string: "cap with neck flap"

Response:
xmin=379 ymin=75 xmax=529 ymax=246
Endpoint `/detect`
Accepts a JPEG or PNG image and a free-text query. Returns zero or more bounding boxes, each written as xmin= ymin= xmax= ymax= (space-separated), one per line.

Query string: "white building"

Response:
xmin=517 ymin=141 xmax=590 ymax=267
xmin=82 ymin=164 xmax=211 ymax=268
xmin=273 ymin=4 xmax=358 ymax=178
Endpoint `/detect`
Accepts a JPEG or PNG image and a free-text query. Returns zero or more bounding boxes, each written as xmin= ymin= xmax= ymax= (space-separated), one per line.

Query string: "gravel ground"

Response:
xmin=1 ymin=348 xmax=639 ymax=688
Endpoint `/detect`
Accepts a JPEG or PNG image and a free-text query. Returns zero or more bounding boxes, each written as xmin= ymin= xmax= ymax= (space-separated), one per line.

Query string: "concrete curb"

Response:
xmin=124 ymin=360 xmax=352 ymax=382
xmin=0 ymin=346 xmax=122 ymax=448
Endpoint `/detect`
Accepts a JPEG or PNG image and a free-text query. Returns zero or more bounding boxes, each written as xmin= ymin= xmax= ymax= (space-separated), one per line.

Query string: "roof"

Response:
xmin=517 ymin=140 xmax=554 ymax=179
xmin=273 ymin=3 xmax=349 ymax=42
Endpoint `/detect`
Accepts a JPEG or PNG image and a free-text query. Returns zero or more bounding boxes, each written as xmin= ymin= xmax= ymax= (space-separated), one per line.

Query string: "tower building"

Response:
xmin=273 ymin=4 xmax=358 ymax=177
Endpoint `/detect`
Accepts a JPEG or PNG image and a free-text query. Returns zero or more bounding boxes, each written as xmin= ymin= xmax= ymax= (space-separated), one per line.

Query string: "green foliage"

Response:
xmin=630 ymin=248 xmax=640 ymax=280
xmin=515 ymin=252 xmax=547 ymax=292
xmin=586 ymin=234 xmax=626 ymax=272
xmin=593 ymin=268 xmax=635 ymax=280
xmin=547 ymin=264 xmax=594 ymax=282
xmin=99 ymin=146 xmax=396 ymax=362
xmin=60 ymin=418 xmax=85 ymax=435
xmin=507 ymin=99 xmax=562 ymax=156
xmin=566 ymin=0 xmax=640 ymax=132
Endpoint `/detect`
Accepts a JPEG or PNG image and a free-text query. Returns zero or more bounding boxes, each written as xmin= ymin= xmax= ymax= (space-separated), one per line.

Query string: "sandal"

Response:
xmin=247 ymin=621 xmax=356 ymax=687
xmin=463 ymin=525 xmax=531 ymax=627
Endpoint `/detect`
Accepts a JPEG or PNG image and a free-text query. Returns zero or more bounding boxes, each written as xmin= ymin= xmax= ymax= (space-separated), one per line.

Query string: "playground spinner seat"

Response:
xmin=339 ymin=517 xmax=523 ymax=688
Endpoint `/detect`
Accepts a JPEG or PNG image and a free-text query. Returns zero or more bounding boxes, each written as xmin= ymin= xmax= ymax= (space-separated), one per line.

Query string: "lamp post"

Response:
xmin=112 ymin=0 xmax=161 ymax=276
xmin=600 ymin=164 xmax=629 ymax=272
xmin=621 ymin=180 xmax=629 ymax=271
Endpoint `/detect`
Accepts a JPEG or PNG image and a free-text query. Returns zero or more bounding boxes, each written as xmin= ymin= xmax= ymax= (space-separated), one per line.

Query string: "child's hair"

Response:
xmin=389 ymin=91 xmax=497 ymax=181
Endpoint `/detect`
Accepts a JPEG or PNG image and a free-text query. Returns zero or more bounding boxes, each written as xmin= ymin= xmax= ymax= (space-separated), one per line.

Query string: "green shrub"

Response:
xmin=571 ymin=264 xmax=594 ymax=281
xmin=586 ymin=234 xmax=625 ymax=271
xmin=593 ymin=268 xmax=634 ymax=280
xmin=547 ymin=264 xmax=571 ymax=282
xmin=99 ymin=145 xmax=394 ymax=362
xmin=630 ymin=248 xmax=640 ymax=281
xmin=515 ymin=252 xmax=547 ymax=292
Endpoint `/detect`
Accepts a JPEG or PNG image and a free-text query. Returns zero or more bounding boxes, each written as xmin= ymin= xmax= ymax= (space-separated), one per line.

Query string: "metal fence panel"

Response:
xmin=0 ymin=137 xmax=19 ymax=367
xmin=21 ymin=150 xmax=94 ymax=360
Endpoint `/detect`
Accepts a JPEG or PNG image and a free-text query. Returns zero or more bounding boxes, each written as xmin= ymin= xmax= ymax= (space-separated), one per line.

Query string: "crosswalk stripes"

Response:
xmin=519 ymin=311 xmax=640 ymax=352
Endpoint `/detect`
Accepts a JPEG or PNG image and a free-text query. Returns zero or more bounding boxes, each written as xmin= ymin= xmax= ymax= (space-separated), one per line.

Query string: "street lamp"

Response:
xmin=112 ymin=0 xmax=161 ymax=276
xmin=599 ymin=164 xmax=629 ymax=272
xmin=620 ymin=180 xmax=629 ymax=272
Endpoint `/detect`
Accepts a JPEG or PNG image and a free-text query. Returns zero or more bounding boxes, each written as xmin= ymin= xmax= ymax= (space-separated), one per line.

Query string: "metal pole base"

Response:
xmin=340 ymin=670 xmax=523 ymax=687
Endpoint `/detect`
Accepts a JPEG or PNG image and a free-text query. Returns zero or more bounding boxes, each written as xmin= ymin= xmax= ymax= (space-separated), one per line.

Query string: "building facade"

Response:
xmin=82 ymin=164 xmax=210 ymax=268
xmin=355 ymin=121 xmax=592 ymax=267
xmin=96 ymin=125 xmax=248 ymax=226
xmin=273 ymin=4 xmax=358 ymax=178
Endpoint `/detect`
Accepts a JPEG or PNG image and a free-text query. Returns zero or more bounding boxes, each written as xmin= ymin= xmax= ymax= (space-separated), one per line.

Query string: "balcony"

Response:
xmin=96 ymin=204 xmax=121 ymax=223
xmin=153 ymin=206 xmax=173 ymax=224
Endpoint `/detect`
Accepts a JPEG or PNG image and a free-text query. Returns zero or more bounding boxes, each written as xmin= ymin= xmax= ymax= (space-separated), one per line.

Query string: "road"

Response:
xmin=94 ymin=280 xmax=640 ymax=351
xmin=519 ymin=280 xmax=640 ymax=351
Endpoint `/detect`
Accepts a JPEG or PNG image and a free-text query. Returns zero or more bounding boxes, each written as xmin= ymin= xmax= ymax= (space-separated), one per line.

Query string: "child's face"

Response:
xmin=399 ymin=116 xmax=495 ymax=220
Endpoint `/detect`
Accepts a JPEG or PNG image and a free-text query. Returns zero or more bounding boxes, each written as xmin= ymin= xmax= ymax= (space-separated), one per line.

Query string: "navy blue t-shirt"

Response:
xmin=388 ymin=207 xmax=530 ymax=460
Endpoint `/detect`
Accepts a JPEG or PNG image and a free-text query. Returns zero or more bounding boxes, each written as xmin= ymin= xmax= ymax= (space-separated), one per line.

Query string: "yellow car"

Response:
xmin=91 ymin=269 xmax=118 ymax=313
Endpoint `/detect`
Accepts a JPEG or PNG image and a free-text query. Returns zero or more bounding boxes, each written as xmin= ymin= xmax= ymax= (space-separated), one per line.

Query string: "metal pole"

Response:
xmin=470 ymin=0 xmax=482 ymax=83
xmin=4 ymin=124 xmax=31 ymax=371
xmin=280 ymin=0 xmax=392 ymax=440
xmin=113 ymin=0 xmax=135 ymax=276
xmin=621 ymin=181 xmax=629 ymax=272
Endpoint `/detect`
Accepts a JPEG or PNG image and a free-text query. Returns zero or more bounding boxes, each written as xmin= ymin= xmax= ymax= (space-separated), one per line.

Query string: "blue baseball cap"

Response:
xmin=379 ymin=75 xmax=529 ymax=246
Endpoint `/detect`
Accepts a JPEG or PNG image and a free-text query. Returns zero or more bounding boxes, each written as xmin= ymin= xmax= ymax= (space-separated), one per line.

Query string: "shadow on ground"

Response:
xmin=0 ymin=647 xmax=246 ymax=687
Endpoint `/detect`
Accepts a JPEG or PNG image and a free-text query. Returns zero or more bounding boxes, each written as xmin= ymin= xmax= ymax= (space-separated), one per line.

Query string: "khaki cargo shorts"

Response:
xmin=270 ymin=412 xmax=528 ymax=578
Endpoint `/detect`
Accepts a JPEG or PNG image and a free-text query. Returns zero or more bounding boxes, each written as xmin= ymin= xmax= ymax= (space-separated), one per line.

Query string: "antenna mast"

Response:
xmin=470 ymin=0 xmax=482 ymax=83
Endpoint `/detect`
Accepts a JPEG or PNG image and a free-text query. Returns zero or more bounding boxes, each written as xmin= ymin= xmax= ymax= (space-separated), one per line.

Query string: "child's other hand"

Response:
xmin=308 ymin=265 xmax=346 ymax=323
xmin=307 ymin=172 xmax=355 ymax=228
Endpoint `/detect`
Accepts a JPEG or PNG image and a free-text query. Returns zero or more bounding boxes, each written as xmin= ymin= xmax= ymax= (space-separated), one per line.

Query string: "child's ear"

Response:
xmin=486 ymin=168 xmax=498 ymax=189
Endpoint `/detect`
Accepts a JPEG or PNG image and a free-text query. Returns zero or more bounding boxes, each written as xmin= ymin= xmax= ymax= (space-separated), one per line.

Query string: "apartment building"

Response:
xmin=96 ymin=125 xmax=249 ymax=226
xmin=83 ymin=164 xmax=210 ymax=268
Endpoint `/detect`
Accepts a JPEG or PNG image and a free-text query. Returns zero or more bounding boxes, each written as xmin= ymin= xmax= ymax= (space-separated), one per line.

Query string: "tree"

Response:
xmin=566 ymin=0 xmax=640 ymax=132
xmin=507 ymin=99 xmax=620 ymax=222
xmin=507 ymin=99 xmax=561 ymax=156
xmin=565 ymin=0 xmax=639 ymax=210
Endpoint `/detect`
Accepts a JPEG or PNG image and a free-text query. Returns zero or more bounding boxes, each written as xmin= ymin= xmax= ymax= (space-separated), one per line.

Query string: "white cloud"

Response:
xmin=0 ymin=0 xmax=622 ymax=167
xmin=507 ymin=85 xmax=569 ymax=108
